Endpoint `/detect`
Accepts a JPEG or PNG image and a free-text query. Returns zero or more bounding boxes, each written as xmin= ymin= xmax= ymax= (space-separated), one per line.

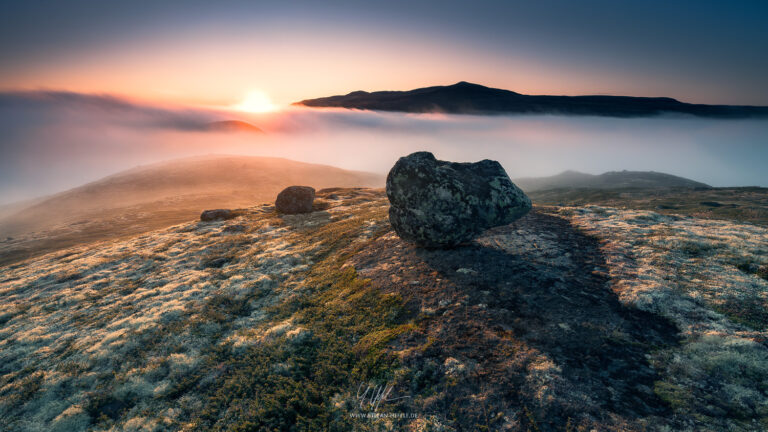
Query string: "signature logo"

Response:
xmin=356 ymin=382 xmax=411 ymax=412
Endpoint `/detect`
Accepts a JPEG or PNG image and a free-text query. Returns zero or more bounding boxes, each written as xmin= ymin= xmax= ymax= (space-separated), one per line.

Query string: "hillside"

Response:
xmin=0 ymin=156 xmax=383 ymax=266
xmin=0 ymin=197 xmax=48 ymax=222
xmin=1 ymin=188 xmax=767 ymax=431
xmin=296 ymin=81 xmax=768 ymax=118
xmin=514 ymin=170 xmax=710 ymax=192
xmin=206 ymin=120 xmax=264 ymax=133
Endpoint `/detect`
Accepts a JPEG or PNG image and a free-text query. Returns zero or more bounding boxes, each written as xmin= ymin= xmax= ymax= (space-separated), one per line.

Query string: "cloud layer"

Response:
xmin=1 ymin=91 xmax=767 ymax=204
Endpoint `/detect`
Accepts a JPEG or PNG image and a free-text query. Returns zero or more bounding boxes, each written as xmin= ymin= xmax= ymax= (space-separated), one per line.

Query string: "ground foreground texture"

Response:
xmin=1 ymin=189 xmax=767 ymax=431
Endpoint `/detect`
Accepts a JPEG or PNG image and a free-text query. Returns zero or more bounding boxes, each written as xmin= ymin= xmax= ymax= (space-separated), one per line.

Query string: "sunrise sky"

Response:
xmin=3 ymin=0 xmax=768 ymax=109
xmin=2 ymin=0 xmax=768 ymax=204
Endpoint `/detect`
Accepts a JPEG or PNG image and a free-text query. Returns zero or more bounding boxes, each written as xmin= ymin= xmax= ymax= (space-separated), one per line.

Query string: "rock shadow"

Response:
xmin=351 ymin=209 xmax=680 ymax=430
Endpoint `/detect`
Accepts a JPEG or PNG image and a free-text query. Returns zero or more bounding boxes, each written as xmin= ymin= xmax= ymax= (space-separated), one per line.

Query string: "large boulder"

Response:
xmin=386 ymin=152 xmax=531 ymax=247
xmin=276 ymin=186 xmax=315 ymax=214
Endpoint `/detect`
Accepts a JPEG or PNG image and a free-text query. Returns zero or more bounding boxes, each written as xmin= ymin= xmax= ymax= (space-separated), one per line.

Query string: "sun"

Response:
xmin=233 ymin=90 xmax=276 ymax=113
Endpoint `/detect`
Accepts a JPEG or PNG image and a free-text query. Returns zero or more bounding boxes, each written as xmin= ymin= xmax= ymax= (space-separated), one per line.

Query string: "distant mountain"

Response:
xmin=206 ymin=120 xmax=264 ymax=133
xmin=0 ymin=155 xmax=383 ymax=265
xmin=514 ymin=170 xmax=710 ymax=192
xmin=296 ymin=82 xmax=768 ymax=118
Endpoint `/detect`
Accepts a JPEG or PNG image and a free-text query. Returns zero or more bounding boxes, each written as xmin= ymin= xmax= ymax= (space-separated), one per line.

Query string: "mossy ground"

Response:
xmin=1 ymin=189 xmax=768 ymax=431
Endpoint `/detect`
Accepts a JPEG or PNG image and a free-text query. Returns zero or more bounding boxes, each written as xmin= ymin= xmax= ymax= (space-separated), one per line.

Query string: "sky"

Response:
xmin=2 ymin=0 xmax=768 ymax=108
xmin=1 ymin=0 xmax=767 ymax=204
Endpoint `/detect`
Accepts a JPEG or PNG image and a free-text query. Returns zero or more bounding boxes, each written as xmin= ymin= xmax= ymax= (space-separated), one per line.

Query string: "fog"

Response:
xmin=1 ymin=91 xmax=767 ymax=204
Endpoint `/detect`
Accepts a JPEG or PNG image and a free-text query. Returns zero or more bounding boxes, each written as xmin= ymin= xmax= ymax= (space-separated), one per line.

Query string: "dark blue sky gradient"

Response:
xmin=2 ymin=0 xmax=768 ymax=104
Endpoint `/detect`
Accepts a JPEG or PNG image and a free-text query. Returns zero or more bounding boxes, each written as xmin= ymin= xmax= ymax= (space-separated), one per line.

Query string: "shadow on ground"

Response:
xmin=351 ymin=210 xmax=680 ymax=431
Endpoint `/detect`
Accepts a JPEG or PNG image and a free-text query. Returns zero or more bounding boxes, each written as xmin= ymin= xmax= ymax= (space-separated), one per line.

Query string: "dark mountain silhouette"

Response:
xmin=514 ymin=170 xmax=710 ymax=192
xmin=296 ymin=81 xmax=768 ymax=118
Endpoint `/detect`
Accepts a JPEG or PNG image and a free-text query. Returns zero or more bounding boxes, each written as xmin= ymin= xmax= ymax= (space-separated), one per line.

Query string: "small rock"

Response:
xmin=386 ymin=152 xmax=531 ymax=247
xmin=275 ymin=186 xmax=315 ymax=214
xmin=456 ymin=268 xmax=478 ymax=275
xmin=200 ymin=209 xmax=235 ymax=222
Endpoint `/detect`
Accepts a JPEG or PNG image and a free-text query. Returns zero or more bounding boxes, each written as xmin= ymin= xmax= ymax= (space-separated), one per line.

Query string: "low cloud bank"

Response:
xmin=1 ymin=90 xmax=767 ymax=204
xmin=0 ymin=90 xmax=218 ymax=131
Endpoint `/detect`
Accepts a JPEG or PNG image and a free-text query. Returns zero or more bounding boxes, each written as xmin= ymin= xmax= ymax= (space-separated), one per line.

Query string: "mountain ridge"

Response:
xmin=296 ymin=81 xmax=768 ymax=118
xmin=514 ymin=169 xmax=710 ymax=192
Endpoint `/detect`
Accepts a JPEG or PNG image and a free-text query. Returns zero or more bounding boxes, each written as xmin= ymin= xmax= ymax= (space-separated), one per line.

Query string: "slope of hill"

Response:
xmin=0 ymin=156 xmax=383 ymax=265
xmin=0 ymin=197 xmax=48 ymax=222
xmin=514 ymin=170 xmax=710 ymax=192
xmin=206 ymin=120 xmax=264 ymax=133
xmin=1 ymin=188 xmax=766 ymax=431
xmin=296 ymin=81 xmax=768 ymax=118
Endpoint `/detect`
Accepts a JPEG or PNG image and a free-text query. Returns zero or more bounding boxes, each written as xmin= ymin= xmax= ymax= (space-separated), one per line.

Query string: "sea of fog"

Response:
xmin=1 ymin=92 xmax=767 ymax=204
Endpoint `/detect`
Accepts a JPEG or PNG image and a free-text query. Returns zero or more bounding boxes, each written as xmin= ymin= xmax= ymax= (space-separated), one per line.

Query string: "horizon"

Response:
xmin=0 ymin=152 xmax=717 ymax=207
xmin=3 ymin=1 xmax=768 ymax=109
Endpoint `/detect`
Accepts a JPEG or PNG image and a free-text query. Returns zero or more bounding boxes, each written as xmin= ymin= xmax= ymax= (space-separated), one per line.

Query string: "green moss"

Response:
xmin=188 ymin=201 xmax=416 ymax=430
xmin=654 ymin=381 xmax=693 ymax=411
xmin=192 ymin=266 xmax=412 ymax=430
xmin=355 ymin=323 xmax=418 ymax=354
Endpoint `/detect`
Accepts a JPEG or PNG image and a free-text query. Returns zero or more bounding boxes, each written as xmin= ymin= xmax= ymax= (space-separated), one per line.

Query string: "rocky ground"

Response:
xmin=1 ymin=189 xmax=767 ymax=431
xmin=528 ymin=186 xmax=768 ymax=227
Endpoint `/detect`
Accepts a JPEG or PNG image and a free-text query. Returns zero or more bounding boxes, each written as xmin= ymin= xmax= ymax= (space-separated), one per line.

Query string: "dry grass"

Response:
xmin=0 ymin=190 xmax=396 ymax=431
xmin=2 ymin=190 xmax=768 ymax=431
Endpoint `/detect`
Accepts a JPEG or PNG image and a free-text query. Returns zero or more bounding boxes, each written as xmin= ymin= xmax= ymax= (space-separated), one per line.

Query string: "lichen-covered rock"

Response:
xmin=386 ymin=151 xmax=531 ymax=247
xmin=200 ymin=209 xmax=235 ymax=222
xmin=276 ymin=186 xmax=315 ymax=214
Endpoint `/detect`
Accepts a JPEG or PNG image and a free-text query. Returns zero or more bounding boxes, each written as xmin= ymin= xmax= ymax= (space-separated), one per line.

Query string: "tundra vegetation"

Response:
xmin=0 ymin=189 xmax=766 ymax=431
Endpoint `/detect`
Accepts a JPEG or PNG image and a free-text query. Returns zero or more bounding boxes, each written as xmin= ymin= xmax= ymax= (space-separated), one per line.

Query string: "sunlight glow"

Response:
xmin=234 ymin=90 xmax=276 ymax=113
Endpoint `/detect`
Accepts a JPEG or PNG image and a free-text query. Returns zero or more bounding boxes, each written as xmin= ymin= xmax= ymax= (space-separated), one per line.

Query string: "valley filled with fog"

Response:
xmin=1 ymin=92 xmax=767 ymax=204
